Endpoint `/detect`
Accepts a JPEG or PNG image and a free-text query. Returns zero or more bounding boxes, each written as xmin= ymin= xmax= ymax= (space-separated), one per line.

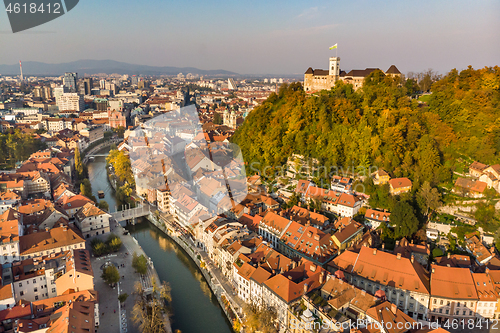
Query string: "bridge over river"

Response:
xmin=111 ymin=204 xmax=151 ymax=222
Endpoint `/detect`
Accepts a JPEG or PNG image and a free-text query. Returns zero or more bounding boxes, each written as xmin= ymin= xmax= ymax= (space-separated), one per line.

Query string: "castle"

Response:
xmin=304 ymin=57 xmax=401 ymax=92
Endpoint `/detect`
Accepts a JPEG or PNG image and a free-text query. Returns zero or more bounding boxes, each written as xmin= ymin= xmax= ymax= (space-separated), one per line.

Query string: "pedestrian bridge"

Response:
xmin=111 ymin=204 xmax=150 ymax=222
xmin=87 ymin=154 xmax=109 ymax=157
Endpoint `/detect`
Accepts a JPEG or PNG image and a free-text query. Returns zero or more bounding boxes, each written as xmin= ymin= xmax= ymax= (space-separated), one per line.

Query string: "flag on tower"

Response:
xmin=329 ymin=43 xmax=338 ymax=50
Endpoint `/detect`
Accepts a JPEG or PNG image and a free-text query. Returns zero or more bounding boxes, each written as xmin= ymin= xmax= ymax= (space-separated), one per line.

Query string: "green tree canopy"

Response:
xmin=417 ymin=181 xmax=442 ymax=217
xmin=391 ymin=201 xmax=419 ymax=239
xmin=132 ymin=252 xmax=148 ymax=275
xmin=101 ymin=265 xmax=120 ymax=285
xmin=232 ymin=66 xmax=500 ymax=184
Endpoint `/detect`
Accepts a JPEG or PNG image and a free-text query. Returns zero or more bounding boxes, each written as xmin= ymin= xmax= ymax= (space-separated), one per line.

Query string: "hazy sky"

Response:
xmin=1 ymin=0 xmax=499 ymax=75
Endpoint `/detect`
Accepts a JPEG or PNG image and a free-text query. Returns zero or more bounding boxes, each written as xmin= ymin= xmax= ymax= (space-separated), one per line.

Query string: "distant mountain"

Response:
xmin=0 ymin=59 xmax=238 ymax=76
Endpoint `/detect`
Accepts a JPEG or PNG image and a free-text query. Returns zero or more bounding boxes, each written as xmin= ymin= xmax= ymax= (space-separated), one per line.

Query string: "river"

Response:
xmin=87 ymin=148 xmax=233 ymax=333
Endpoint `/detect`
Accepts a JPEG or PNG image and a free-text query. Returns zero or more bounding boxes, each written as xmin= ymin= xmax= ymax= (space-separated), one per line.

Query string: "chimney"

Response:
xmin=373 ymin=249 xmax=377 ymax=255
xmin=310 ymin=264 xmax=316 ymax=272
xmin=447 ymin=252 xmax=451 ymax=259
xmin=447 ymin=264 xmax=450 ymax=267
xmin=303 ymin=283 xmax=308 ymax=294
xmin=410 ymin=239 xmax=414 ymax=244
xmin=259 ymin=206 xmax=262 ymax=214
xmin=395 ymin=240 xmax=400 ymax=247
xmin=391 ymin=303 xmax=397 ymax=314
xmin=361 ymin=290 xmax=366 ymax=296
xmin=382 ymin=243 xmax=385 ymax=249
xmin=280 ymin=210 xmax=284 ymax=217
xmin=63 ymin=226 xmax=68 ymax=231
xmin=396 ymin=253 xmax=401 ymax=260
xmin=319 ymin=272 xmax=325 ymax=284
xmin=486 ymin=267 xmax=490 ymax=274
xmin=432 ymin=267 xmax=435 ymax=273
xmin=411 ymin=255 xmax=414 ymax=263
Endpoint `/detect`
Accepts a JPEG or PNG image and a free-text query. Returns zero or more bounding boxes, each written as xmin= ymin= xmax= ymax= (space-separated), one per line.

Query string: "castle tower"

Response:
xmin=329 ymin=57 xmax=340 ymax=79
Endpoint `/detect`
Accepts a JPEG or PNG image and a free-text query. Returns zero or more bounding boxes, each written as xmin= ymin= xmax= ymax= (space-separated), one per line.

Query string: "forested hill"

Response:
xmin=232 ymin=66 xmax=500 ymax=186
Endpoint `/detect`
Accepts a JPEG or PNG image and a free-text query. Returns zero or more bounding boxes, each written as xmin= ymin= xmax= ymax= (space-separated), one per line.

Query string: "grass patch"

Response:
xmin=418 ymin=94 xmax=432 ymax=103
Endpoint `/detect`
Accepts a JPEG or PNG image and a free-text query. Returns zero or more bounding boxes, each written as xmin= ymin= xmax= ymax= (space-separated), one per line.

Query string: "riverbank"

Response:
xmin=145 ymin=211 xmax=244 ymax=332
xmin=86 ymin=148 xmax=172 ymax=333
xmin=90 ymin=220 xmax=172 ymax=333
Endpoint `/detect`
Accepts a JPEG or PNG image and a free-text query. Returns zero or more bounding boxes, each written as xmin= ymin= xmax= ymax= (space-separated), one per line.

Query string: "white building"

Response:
xmin=74 ymin=203 xmax=111 ymax=239
xmin=57 ymin=93 xmax=84 ymax=112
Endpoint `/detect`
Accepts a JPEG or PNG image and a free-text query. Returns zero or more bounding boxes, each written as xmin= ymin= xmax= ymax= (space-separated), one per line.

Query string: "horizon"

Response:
xmin=1 ymin=0 xmax=499 ymax=75
xmin=0 ymin=58 xmax=496 ymax=78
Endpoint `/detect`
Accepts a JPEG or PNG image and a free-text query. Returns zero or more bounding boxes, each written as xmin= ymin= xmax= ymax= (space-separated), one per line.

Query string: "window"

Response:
xmin=33 ymin=279 xmax=36 ymax=283
xmin=470 ymin=311 xmax=473 ymax=316
xmin=445 ymin=310 xmax=449 ymax=314
xmin=20 ymin=291 xmax=24 ymax=296
xmin=52 ymin=288 xmax=56 ymax=293
xmin=433 ymin=299 xmax=437 ymax=304
xmin=457 ymin=302 xmax=460 ymax=307
xmin=35 ymin=296 xmax=38 ymax=300
xmin=34 ymin=288 xmax=38 ymax=292
xmin=18 ymin=283 xmax=22 ymax=287
xmin=440 ymin=300 xmax=443 ymax=305
xmin=463 ymin=311 xmax=466 ymax=315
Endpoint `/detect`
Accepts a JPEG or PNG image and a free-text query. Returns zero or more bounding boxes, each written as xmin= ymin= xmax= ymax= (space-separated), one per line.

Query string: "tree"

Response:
xmin=75 ymin=147 xmax=84 ymax=180
xmin=131 ymin=279 xmax=171 ymax=333
xmin=106 ymin=234 xmax=123 ymax=252
xmin=243 ymin=303 xmax=278 ymax=333
xmin=391 ymin=201 xmax=419 ymax=239
xmin=80 ymin=179 xmax=96 ymax=202
xmin=118 ymin=293 xmax=129 ymax=304
xmin=213 ymin=112 xmax=223 ymax=125
xmin=417 ymin=181 xmax=442 ymax=217
xmin=474 ymin=201 xmax=496 ymax=227
xmin=113 ymin=126 xmax=126 ymax=138
xmin=91 ymin=239 xmax=108 ymax=256
xmin=99 ymin=200 xmax=109 ymax=212
xmin=132 ymin=252 xmax=148 ymax=275
xmin=101 ymin=265 xmax=120 ymax=286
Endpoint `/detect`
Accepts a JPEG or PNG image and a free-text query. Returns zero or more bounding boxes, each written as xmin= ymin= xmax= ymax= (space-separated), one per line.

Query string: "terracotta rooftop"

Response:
xmin=430 ymin=264 xmax=477 ymax=300
xmin=19 ymin=226 xmax=84 ymax=255
xmin=389 ymin=177 xmax=412 ymax=189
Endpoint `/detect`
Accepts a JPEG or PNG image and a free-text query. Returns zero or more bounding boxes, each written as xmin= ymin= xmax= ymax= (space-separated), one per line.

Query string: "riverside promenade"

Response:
xmin=90 ymin=218 xmax=172 ymax=333
xmin=146 ymin=210 xmax=245 ymax=330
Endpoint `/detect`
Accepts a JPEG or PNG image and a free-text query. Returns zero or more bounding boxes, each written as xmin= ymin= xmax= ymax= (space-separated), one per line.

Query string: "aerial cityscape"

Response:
xmin=0 ymin=1 xmax=499 ymax=333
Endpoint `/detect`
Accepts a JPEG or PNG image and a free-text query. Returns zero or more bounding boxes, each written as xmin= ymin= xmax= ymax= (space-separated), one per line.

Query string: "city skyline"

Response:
xmin=1 ymin=0 xmax=499 ymax=75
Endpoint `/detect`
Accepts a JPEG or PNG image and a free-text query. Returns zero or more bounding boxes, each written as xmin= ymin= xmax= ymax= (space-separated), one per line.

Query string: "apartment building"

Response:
xmin=74 ymin=203 xmax=111 ymax=238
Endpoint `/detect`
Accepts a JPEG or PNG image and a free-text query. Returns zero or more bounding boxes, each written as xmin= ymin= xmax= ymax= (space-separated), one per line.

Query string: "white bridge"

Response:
xmin=111 ymin=204 xmax=151 ymax=222
xmin=87 ymin=154 xmax=109 ymax=158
